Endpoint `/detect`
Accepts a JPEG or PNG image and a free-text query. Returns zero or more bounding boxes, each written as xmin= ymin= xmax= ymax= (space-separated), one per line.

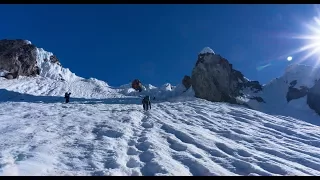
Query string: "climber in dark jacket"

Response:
xmin=142 ymin=95 xmax=151 ymax=111
xmin=64 ymin=92 xmax=71 ymax=103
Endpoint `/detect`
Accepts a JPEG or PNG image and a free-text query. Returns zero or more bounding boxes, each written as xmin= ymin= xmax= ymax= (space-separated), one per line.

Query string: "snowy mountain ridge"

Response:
xmin=1 ymin=40 xmax=320 ymax=120
xmin=35 ymin=47 xmax=79 ymax=82
xmin=1 ymin=41 xmax=320 ymax=119
xmin=1 ymin=41 xmax=320 ymax=176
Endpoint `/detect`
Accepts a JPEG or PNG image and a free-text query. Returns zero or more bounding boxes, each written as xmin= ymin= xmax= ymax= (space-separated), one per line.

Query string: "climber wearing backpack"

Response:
xmin=64 ymin=92 xmax=71 ymax=103
xmin=142 ymin=95 xmax=151 ymax=111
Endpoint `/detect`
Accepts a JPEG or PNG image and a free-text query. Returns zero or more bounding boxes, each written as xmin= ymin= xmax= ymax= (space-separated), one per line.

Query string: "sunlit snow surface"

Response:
xmin=0 ymin=46 xmax=320 ymax=175
xmin=0 ymin=88 xmax=320 ymax=175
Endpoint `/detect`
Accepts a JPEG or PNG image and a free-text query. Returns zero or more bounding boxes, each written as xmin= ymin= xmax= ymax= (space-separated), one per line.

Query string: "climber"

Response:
xmin=64 ymin=92 xmax=71 ymax=103
xmin=142 ymin=95 xmax=151 ymax=111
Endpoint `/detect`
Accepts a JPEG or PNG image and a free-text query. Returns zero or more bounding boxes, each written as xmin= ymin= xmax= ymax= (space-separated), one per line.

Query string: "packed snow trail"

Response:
xmin=0 ymin=98 xmax=320 ymax=176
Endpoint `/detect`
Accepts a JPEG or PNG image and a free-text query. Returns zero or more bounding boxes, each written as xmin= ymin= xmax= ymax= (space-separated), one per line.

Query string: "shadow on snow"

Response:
xmin=0 ymin=88 xmax=144 ymax=105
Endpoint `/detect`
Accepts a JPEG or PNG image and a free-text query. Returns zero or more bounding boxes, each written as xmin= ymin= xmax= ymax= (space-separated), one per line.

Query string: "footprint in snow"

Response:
xmin=126 ymin=158 xmax=140 ymax=168
xmin=103 ymin=150 xmax=120 ymax=169
xmin=140 ymin=161 xmax=167 ymax=176
xmin=137 ymin=137 xmax=148 ymax=142
xmin=127 ymin=147 xmax=139 ymax=155
xmin=141 ymin=122 xmax=154 ymax=129
xmin=167 ymin=137 xmax=187 ymax=152
xmin=172 ymin=155 xmax=214 ymax=176
xmin=136 ymin=141 xmax=152 ymax=151
xmin=139 ymin=151 xmax=155 ymax=163
xmin=92 ymin=128 xmax=123 ymax=139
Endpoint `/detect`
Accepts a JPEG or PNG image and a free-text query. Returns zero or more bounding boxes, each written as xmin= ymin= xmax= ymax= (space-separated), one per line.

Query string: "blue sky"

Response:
xmin=0 ymin=4 xmax=318 ymax=86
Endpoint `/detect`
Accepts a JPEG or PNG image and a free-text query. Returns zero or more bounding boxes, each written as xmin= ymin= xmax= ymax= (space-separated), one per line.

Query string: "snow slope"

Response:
xmin=0 ymin=42 xmax=191 ymax=101
xmin=0 ymin=43 xmax=320 ymax=175
xmin=0 ymin=76 xmax=123 ymax=99
xmin=0 ymin=98 xmax=320 ymax=176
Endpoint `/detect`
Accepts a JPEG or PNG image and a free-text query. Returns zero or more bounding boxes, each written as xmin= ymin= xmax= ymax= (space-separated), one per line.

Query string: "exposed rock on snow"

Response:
xmin=286 ymin=86 xmax=308 ymax=102
xmin=307 ymin=79 xmax=320 ymax=115
xmin=0 ymin=39 xmax=39 ymax=78
xmin=182 ymin=75 xmax=192 ymax=90
xmin=0 ymin=39 xmax=78 ymax=82
xmin=190 ymin=48 xmax=263 ymax=104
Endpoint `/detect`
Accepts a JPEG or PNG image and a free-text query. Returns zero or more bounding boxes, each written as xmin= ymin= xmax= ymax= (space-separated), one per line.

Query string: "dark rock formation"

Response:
xmin=285 ymin=79 xmax=309 ymax=102
xmin=307 ymin=79 xmax=320 ymax=115
xmin=286 ymin=86 xmax=308 ymax=102
xmin=182 ymin=75 xmax=192 ymax=90
xmin=190 ymin=47 xmax=263 ymax=104
xmin=0 ymin=39 xmax=60 ymax=79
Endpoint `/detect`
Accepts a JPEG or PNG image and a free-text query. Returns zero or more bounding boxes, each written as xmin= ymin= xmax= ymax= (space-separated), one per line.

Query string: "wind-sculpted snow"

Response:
xmin=0 ymin=98 xmax=319 ymax=176
xmin=0 ymin=76 xmax=123 ymax=99
xmin=0 ymin=76 xmax=193 ymax=102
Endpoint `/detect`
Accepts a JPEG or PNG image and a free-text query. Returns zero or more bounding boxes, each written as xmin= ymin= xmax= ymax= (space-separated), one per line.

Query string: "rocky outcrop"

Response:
xmin=286 ymin=87 xmax=308 ymax=102
xmin=4 ymin=73 xmax=14 ymax=79
xmin=307 ymin=79 xmax=320 ymax=115
xmin=285 ymin=80 xmax=309 ymax=102
xmin=190 ymin=47 xmax=263 ymax=104
xmin=182 ymin=75 xmax=192 ymax=90
xmin=44 ymin=55 xmax=61 ymax=66
xmin=286 ymin=87 xmax=308 ymax=103
xmin=0 ymin=39 xmax=60 ymax=79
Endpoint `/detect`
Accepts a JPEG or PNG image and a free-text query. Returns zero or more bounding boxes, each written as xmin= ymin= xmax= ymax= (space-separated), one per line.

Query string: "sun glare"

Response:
xmin=286 ymin=5 xmax=320 ymax=69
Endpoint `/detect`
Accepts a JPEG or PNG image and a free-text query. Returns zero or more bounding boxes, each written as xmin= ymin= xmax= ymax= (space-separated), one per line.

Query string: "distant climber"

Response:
xmin=64 ymin=92 xmax=71 ymax=103
xmin=142 ymin=95 xmax=151 ymax=111
xmin=132 ymin=79 xmax=143 ymax=92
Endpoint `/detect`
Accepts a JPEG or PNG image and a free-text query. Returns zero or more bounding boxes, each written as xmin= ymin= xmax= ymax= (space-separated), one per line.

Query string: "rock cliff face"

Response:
xmin=189 ymin=47 xmax=263 ymax=104
xmin=184 ymin=48 xmax=320 ymax=117
xmin=182 ymin=75 xmax=192 ymax=90
xmin=307 ymin=79 xmax=320 ymax=115
xmin=286 ymin=80 xmax=309 ymax=103
xmin=0 ymin=39 xmax=60 ymax=79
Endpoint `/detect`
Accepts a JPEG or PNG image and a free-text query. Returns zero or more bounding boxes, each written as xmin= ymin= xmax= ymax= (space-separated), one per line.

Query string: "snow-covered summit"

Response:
xmin=263 ymin=63 xmax=320 ymax=89
xmin=35 ymin=47 xmax=79 ymax=82
xmin=0 ymin=39 xmax=80 ymax=83
xmin=24 ymin=40 xmax=32 ymax=45
xmin=199 ymin=47 xmax=215 ymax=55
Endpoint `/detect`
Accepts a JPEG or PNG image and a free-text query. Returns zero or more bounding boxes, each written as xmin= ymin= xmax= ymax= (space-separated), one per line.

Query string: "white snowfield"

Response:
xmin=0 ymin=98 xmax=320 ymax=176
xmin=0 ymin=45 xmax=320 ymax=176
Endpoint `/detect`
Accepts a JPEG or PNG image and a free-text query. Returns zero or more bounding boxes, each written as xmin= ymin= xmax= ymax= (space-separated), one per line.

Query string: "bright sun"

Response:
xmin=257 ymin=6 xmax=320 ymax=71
xmin=288 ymin=5 xmax=320 ymax=65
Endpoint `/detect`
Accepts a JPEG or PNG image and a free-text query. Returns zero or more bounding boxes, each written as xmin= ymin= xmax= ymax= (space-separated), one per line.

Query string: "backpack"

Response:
xmin=144 ymin=96 xmax=150 ymax=102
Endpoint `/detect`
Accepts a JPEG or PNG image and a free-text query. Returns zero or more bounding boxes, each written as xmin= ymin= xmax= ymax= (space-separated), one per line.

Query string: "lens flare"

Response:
xmin=281 ymin=5 xmax=320 ymax=73
xmin=256 ymin=63 xmax=272 ymax=71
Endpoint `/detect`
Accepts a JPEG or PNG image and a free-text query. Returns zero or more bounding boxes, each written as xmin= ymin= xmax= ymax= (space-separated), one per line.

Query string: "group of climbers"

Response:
xmin=63 ymin=79 xmax=152 ymax=111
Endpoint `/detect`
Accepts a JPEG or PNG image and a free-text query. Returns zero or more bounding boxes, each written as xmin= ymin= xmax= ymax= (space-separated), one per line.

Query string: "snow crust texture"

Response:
xmin=0 ymin=96 xmax=320 ymax=175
